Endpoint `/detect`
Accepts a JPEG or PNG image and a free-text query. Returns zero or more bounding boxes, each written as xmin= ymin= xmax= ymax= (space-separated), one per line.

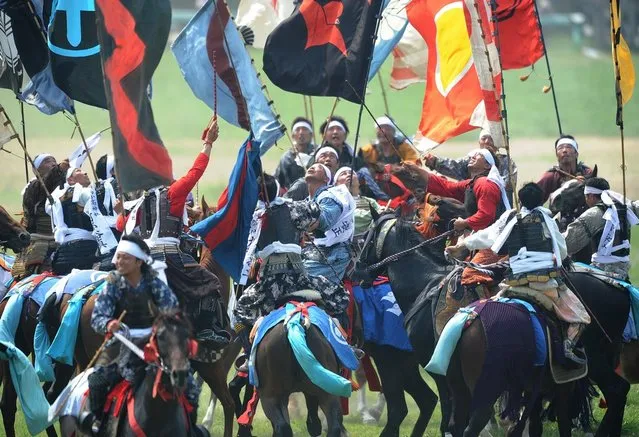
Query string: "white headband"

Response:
xmin=66 ymin=167 xmax=78 ymax=180
xmin=333 ymin=166 xmax=354 ymax=182
xmin=106 ymin=155 xmax=115 ymax=179
xmin=479 ymin=129 xmax=492 ymax=140
xmin=112 ymin=240 xmax=152 ymax=264
xmin=556 ymin=138 xmax=578 ymax=152
xmin=316 ymin=146 xmax=339 ymax=160
xmin=468 ymin=148 xmax=495 ymax=167
xmin=584 ymin=186 xmax=604 ymax=195
xmin=292 ymin=121 xmax=313 ymax=133
xmin=33 ymin=154 xmax=53 ymax=170
xmin=327 ymin=120 xmax=346 ymax=132
xmin=375 ymin=116 xmax=395 ymax=130
xmin=318 ymin=163 xmax=332 ymax=182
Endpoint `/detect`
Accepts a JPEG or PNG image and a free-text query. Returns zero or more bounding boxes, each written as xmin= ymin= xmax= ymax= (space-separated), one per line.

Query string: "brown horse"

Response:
xmin=0 ymin=204 xmax=30 ymax=254
xmin=64 ymin=245 xmax=238 ymax=437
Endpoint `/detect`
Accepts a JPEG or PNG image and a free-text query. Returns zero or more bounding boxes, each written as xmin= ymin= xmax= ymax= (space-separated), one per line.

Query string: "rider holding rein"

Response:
xmin=84 ymin=235 xmax=202 ymax=436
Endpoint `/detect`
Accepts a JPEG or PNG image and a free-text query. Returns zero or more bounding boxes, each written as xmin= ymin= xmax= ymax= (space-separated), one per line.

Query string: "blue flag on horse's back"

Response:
xmin=171 ymin=0 xmax=284 ymax=153
xmin=191 ymin=136 xmax=261 ymax=282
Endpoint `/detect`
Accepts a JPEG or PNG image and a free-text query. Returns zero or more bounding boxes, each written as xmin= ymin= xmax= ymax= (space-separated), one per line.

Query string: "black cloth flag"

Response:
xmin=48 ymin=0 xmax=106 ymax=108
xmin=0 ymin=11 xmax=23 ymax=94
xmin=263 ymin=0 xmax=383 ymax=104
xmin=95 ymin=0 xmax=173 ymax=192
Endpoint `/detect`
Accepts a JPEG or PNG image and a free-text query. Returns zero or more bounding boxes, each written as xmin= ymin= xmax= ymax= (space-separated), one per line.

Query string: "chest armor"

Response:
xmin=257 ymin=203 xmax=300 ymax=251
xmin=139 ymin=189 xmax=182 ymax=239
xmin=504 ymin=211 xmax=553 ymax=257
xmin=61 ymin=189 xmax=93 ymax=231
xmin=34 ymin=203 xmax=53 ymax=234
xmin=591 ymin=203 xmax=630 ymax=259
xmin=115 ymin=286 xmax=158 ymax=329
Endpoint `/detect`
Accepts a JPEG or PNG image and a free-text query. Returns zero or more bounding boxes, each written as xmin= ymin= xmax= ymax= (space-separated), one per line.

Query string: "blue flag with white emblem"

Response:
xmin=48 ymin=0 xmax=106 ymax=108
xmin=367 ymin=0 xmax=409 ymax=82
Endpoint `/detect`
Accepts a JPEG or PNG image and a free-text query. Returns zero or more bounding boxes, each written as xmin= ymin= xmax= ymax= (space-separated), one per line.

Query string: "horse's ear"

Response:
xmin=201 ymin=195 xmax=209 ymax=214
xmin=591 ymin=165 xmax=598 ymax=178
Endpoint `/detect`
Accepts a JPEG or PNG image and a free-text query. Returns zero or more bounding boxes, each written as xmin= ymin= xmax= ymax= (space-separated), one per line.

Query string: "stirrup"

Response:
xmin=563 ymin=340 xmax=587 ymax=367
xmin=351 ymin=347 xmax=365 ymax=360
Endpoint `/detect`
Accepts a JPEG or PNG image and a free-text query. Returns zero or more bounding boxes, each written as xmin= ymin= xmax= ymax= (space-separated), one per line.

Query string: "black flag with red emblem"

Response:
xmin=263 ymin=0 xmax=383 ymax=104
xmin=94 ymin=0 xmax=173 ymax=192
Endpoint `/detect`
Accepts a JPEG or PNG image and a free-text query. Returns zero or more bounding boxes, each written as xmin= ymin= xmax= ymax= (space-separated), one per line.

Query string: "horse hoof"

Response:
xmin=361 ymin=411 xmax=377 ymax=425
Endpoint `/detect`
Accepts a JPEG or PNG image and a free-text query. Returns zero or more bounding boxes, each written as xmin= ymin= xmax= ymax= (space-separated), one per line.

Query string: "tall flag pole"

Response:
xmin=308 ymin=96 xmax=317 ymax=145
xmin=610 ymin=0 xmax=635 ymax=200
xmin=532 ymin=0 xmax=562 ymax=136
xmin=377 ymin=72 xmax=391 ymax=115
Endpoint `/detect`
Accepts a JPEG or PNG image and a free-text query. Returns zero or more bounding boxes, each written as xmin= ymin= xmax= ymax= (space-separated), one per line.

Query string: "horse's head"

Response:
xmin=415 ymin=194 xmax=467 ymax=238
xmin=389 ymin=164 xmax=428 ymax=203
xmin=145 ymin=311 xmax=196 ymax=396
xmin=354 ymin=214 xmax=450 ymax=307
xmin=187 ymin=195 xmax=217 ymax=225
xmin=549 ymin=165 xmax=598 ymax=226
xmin=0 ymin=205 xmax=30 ymax=253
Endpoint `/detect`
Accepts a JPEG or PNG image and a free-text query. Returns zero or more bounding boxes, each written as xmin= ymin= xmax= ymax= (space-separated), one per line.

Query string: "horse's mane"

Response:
xmin=154 ymin=310 xmax=193 ymax=335
xmin=0 ymin=205 xmax=22 ymax=229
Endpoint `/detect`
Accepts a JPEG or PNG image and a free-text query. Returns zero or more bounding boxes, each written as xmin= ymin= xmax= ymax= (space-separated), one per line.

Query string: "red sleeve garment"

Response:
xmin=426 ymin=173 xmax=468 ymax=202
xmin=167 ymin=153 xmax=210 ymax=217
xmin=536 ymin=170 xmax=557 ymax=203
xmin=465 ymin=177 xmax=500 ymax=231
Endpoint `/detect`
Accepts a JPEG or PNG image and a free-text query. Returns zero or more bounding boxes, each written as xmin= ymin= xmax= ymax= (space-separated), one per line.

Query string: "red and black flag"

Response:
xmin=95 ymin=0 xmax=173 ymax=192
xmin=48 ymin=0 xmax=107 ymax=108
xmin=263 ymin=0 xmax=384 ymax=104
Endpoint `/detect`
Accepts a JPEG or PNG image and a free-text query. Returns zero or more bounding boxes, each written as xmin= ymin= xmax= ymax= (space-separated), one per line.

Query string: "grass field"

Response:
xmin=1 ymin=31 xmax=639 ymax=435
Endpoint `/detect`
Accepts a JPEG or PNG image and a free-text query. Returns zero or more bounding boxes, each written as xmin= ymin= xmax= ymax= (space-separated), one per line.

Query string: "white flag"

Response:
xmin=0 ymin=105 xmax=17 ymax=150
xmin=68 ymin=132 xmax=101 ymax=169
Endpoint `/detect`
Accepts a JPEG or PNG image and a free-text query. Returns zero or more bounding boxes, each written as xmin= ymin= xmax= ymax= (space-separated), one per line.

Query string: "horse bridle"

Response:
xmin=358 ymin=213 xmax=455 ymax=273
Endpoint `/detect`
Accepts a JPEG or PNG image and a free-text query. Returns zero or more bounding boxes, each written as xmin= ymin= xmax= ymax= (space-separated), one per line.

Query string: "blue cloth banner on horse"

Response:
xmin=34 ymin=321 xmax=55 ymax=382
xmin=5 ymin=274 xmax=60 ymax=306
xmin=48 ymin=281 xmax=106 ymax=366
xmin=249 ymin=303 xmax=358 ymax=388
xmin=352 ymin=280 xmax=412 ymax=351
xmin=0 ymin=293 xmax=51 ymax=435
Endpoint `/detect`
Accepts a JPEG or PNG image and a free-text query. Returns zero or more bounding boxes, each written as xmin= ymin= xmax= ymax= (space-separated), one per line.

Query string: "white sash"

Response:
xmin=84 ymin=186 xmax=119 ymax=254
xmin=592 ymin=191 xmax=639 ymax=264
xmin=314 ymin=185 xmax=356 ymax=247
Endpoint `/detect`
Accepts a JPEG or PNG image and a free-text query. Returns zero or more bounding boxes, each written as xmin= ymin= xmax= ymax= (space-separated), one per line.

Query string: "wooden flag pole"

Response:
xmin=19 ymin=101 xmax=28 ymax=183
xmin=70 ymin=112 xmax=99 ymax=181
xmin=308 ymin=96 xmax=317 ymax=145
xmin=377 ymin=72 xmax=390 ymax=115
xmin=1 ymin=105 xmax=54 ymax=204
xmin=302 ymin=95 xmax=309 ymax=119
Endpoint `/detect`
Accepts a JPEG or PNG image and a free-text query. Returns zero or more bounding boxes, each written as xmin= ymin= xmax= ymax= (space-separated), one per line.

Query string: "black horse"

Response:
xmin=354 ymin=212 xmax=461 ymax=437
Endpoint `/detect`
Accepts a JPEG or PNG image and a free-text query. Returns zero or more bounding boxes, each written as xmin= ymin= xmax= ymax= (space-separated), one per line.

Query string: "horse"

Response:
xmin=0 ymin=205 xmax=30 ymax=254
xmin=548 ymin=165 xmax=597 ymax=234
xmin=354 ymin=200 xmax=469 ymax=437
xmin=447 ymin=267 xmax=630 ymax=436
xmin=63 ymin=245 xmax=237 ymax=437
xmin=61 ymin=311 xmax=204 ymax=436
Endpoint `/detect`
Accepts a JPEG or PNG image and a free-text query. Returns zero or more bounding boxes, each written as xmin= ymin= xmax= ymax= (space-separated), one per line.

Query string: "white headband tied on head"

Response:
xmin=584 ymin=186 xmax=604 ymax=195
xmin=318 ymin=163 xmax=332 ymax=182
xmin=479 ymin=128 xmax=492 ymax=140
xmin=292 ymin=121 xmax=313 ymax=133
xmin=316 ymin=146 xmax=339 ymax=160
xmin=333 ymin=166 xmax=354 ymax=182
xmin=112 ymin=239 xmax=152 ymax=264
xmin=33 ymin=154 xmax=53 ymax=170
xmin=106 ymin=155 xmax=115 ymax=179
xmin=375 ymin=116 xmax=396 ymax=130
xmin=326 ymin=120 xmax=346 ymax=132
xmin=66 ymin=167 xmax=79 ymax=180
xmin=468 ymin=148 xmax=495 ymax=167
xmin=556 ymin=138 xmax=578 ymax=152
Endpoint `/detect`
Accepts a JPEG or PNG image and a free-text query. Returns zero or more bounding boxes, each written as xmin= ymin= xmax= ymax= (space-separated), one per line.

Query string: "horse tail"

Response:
xmin=285 ymin=317 xmax=353 ymax=397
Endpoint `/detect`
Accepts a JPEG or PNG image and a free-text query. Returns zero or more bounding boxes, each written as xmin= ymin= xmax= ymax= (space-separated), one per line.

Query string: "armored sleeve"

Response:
xmin=149 ymin=278 xmax=180 ymax=312
xmin=91 ymin=279 xmax=123 ymax=335
xmin=563 ymin=207 xmax=603 ymax=256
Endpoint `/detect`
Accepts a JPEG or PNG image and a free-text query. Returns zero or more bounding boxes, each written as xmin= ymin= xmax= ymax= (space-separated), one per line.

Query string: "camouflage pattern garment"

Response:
xmin=91 ymin=271 xmax=201 ymax=406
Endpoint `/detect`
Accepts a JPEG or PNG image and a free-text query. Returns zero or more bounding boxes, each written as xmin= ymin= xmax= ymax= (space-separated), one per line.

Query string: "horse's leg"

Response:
xmin=553 ymin=383 xmax=575 ymax=437
xmin=304 ymin=394 xmax=322 ymax=437
xmin=431 ymin=373 xmax=453 ymax=437
xmin=526 ymin=398 xmax=544 ymax=437
xmin=401 ymin=355 xmax=438 ymax=437
xmin=589 ymin=352 xmax=630 ymax=437
xmin=192 ymin=361 xmax=234 ymax=437
xmin=318 ymin=394 xmax=344 ymax=437
xmin=201 ymin=394 xmax=217 ymax=429
xmin=261 ymin=396 xmax=293 ymax=437
xmin=370 ymin=345 xmax=407 ymax=437
xmin=463 ymin=405 xmax=494 ymax=437
xmin=0 ymin=360 xmax=17 ymax=437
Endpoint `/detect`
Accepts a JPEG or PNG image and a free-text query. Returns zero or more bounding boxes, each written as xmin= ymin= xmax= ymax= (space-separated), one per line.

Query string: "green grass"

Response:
xmin=1 ymin=31 xmax=639 ymax=436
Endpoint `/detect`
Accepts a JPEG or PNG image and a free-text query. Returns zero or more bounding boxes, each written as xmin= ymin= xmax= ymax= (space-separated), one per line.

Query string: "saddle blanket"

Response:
xmin=47 ymin=280 xmax=106 ymax=367
xmin=45 ymin=269 xmax=109 ymax=307
xmin=426 ymin=298 xmax=546 ymax=376
xmin=249 ymin=302 xmax=359 ymax=387
xmin=4 ymin=274 xmax=60 ymax=307
xmin=574 ymin=262 xmax=639 ymax=342
xmin=0 ymin=253 xmax=14 ymax=300
xmin=352 ymin=279 xmax=412 ymax=351
xmin=49 ymin=368 xmax=94 ymax=421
